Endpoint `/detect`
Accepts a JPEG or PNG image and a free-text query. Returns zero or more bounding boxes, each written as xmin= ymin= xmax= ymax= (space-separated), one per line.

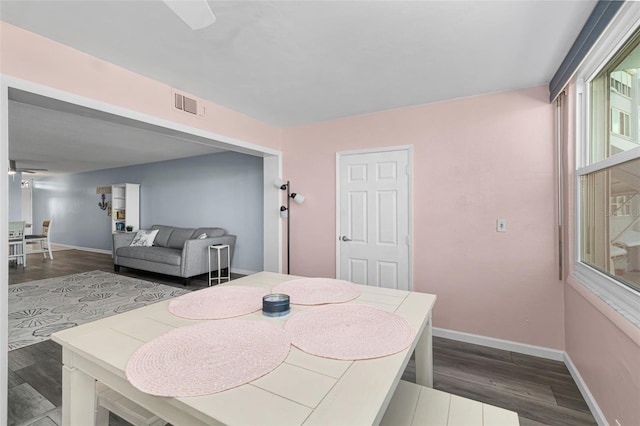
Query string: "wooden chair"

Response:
xmin=8 ymin=221 xmax=26 ymax=267
xmin=25 ymin=219 xmax=53 ymax=260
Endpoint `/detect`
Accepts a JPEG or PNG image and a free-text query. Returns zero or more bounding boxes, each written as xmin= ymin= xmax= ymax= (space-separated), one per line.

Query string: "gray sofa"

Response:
xmin=112 ymin=224 xmax=236 ymax=285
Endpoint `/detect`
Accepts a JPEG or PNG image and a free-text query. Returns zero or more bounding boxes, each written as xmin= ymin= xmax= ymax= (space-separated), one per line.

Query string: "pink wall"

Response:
xmin=565 ymin=279 xmax=640 ymax=425
xmin=0 ymin=22 xmax=282 ymax=150
xmin=282 ymin=86 xmax=564 ymax=349
xmin=561 ymin=82 xmax=640 ymax=426
xmin=4 ymin=20 xmax=637 ymax=423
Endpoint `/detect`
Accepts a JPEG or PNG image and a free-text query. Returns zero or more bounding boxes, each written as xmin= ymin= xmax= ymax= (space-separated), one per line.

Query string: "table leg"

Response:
xmin=95 ymin=405 xmax=109 ymax=426
xmin=62 ymin=364 xmax=98 ymax=426
xmin=415 ymin=314 xmax=433 ymax=387
xmin=226 ymin=245 xmax=230 ymax=281
xmin=217 ymin=247 xmax=222 ymax=285
xmin=208 ymin=246 xmax=212 ymax=287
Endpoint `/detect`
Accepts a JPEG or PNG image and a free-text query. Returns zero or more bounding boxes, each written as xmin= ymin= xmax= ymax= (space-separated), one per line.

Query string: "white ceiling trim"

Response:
xmin=4 ymin=74 xmax=281 ymax=176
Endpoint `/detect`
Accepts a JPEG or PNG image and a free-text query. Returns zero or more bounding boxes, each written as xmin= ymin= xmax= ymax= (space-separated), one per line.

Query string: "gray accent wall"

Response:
xmin=8 ymin=173 xmax=22 ymax=222
xmin=32 ymin=152 xmax=264 ymax=272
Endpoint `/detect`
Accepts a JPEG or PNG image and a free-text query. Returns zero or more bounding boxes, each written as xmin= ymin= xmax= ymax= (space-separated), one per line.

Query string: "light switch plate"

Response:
xmin=497 ymin=219 xmax=507 ymax=232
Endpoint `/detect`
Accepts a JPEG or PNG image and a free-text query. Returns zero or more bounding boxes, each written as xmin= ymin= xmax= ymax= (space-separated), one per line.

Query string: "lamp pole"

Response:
xmin=286 ymin=180 xmax=291 ymax=274
xmin=276 ymin=179 xmax=302 ymax=275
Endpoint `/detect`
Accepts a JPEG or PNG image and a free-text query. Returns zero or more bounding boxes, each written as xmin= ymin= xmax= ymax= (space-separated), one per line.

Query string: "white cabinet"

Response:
xmin=112 ymin=183 xmax=140 ymax=233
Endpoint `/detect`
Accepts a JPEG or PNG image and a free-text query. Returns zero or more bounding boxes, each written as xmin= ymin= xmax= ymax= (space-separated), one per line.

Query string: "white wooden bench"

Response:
xmin=382 ymin=380 xmax=520 ymax=426
xmin=96 ymin=382 xmax=166 ymax=426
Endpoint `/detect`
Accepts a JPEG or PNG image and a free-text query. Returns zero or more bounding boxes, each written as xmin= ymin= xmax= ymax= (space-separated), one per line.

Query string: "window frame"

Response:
xmin=574 ymin=2 xmax=640 ymax=328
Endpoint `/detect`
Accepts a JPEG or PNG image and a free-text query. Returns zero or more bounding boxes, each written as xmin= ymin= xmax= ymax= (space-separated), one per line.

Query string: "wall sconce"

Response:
xmin=96 ymin=186 xmax=112 ymax=211
xmin=274 ymin=179 xmax=305 ymax=274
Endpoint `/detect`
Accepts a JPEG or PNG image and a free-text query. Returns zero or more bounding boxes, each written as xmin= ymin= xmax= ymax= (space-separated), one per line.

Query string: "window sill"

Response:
xmin=609 ymin=132 xmax=634 ymax=141
xmin=572 ymin=263 xmax=640 ymax=329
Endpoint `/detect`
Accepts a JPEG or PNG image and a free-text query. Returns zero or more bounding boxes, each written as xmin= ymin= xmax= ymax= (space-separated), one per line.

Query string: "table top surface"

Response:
xmin=52 ymin=271 xmax=436 ymax=426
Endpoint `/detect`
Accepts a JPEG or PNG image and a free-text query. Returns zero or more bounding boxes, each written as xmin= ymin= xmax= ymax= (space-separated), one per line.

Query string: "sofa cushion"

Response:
xmin=150 ymin=225 xmax=174 ymax=247
xmin=166 ymin=227 xmax=196 ymax=249
xmin=116 ymin=246 xmax=182 ymax=266
xmin=193 ymin=228 xmax=226 ymax=238
xmin=130 ymin=229 xmax=159 ymax=247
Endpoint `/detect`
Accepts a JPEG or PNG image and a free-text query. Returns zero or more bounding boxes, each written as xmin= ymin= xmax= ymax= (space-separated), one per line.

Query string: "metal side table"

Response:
xmin=208 ymin=244 xmax=230 ymax=286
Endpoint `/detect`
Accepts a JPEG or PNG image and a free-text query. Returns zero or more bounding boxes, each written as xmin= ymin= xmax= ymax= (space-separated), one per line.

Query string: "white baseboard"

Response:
xmin=564 ymin=352 xmax=607 ymax=426
xmin=433 ymin=327 xmax=565 ymax=361
xmin=51 ymin=243 xmax=112 ymax=255
xmin=231 ymin=268 xmax=258 ymax=276
xmin=434 ymin=327 xmax=605 ymax=425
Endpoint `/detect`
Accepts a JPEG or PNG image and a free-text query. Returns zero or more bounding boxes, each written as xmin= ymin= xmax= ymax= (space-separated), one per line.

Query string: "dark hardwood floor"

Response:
xmin=402 ymin=339 xmax=596 ymax=426
xmin=8 ymin=249 xmax=596 ymax=426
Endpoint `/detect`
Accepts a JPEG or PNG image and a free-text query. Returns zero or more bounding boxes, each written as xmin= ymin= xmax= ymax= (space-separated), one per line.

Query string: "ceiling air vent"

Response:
xmin=173 ymin=91 xmax=205 ymax=116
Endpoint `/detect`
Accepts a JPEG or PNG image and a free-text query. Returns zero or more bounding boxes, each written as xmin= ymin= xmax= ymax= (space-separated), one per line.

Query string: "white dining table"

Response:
xmin=52 ymin=271 xmax=437 ymax=426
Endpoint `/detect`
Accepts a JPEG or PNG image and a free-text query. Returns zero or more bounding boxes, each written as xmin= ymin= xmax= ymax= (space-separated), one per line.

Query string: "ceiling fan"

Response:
xmin=162 ymin=0 xmax=216 ymax=30
xmin=8 ymin=160 xmax=48 ymax=175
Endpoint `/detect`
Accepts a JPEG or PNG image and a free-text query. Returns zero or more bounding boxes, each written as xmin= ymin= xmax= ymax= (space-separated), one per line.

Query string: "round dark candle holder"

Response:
xmin=262 ymin=294 xmax=290 ymax=317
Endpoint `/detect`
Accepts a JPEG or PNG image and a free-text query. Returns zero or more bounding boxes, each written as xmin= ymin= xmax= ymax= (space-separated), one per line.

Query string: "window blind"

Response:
xmin=549 ymin=0 xmax=624 ymax=102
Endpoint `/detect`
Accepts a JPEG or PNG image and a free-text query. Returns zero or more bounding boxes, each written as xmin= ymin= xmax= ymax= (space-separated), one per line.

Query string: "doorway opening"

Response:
xmin=1 ymin=76 xmax=284 ymax=419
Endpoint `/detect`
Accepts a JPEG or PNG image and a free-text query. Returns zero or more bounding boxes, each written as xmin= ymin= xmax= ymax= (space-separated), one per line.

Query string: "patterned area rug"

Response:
xmin=8 ymin=270 xmax=190 ymax=350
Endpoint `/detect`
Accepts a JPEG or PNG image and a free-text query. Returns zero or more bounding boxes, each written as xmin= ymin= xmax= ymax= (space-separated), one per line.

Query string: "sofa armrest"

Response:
xmin=112 ymin=233 xmax=136 ymax=264
xmin=182 ymin=235 xmax=237 ymax=278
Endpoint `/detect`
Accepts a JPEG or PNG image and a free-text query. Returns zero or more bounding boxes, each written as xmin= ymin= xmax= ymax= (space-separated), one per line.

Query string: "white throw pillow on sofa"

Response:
xmin=130 ymin=229 xmax=159 ymax=247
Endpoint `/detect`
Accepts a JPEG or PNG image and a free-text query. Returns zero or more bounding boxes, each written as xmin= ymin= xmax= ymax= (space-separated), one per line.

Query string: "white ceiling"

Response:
xmin=1 ymin=0 xmax=597 ymax=128
xmin=8 ymin=90 xmax=224 ymax=176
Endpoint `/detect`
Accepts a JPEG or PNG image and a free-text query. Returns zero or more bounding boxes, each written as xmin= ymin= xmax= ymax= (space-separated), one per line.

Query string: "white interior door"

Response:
xmin=337 ymin=148 xmax=410 ymax=290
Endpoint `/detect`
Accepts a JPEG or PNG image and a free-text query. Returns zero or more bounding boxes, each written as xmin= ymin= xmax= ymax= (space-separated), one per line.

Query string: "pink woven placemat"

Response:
xmin=126 ymin=320 xmax=291 ymax=397
xmin=284 ymin=304 xmax=414 ymax=360
xmin=271 ymin=278 xmax=360 ymax=305
xmin=168 ymin=286 xmax=269 ymax=319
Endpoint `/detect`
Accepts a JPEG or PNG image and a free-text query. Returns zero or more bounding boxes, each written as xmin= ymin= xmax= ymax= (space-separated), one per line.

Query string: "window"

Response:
xmin=610 ymin=70 xmax=633 ymax=97
xmin=581 ymin=159 xmax=640 ymax=292
xmin=610 ymin=194 xmax=634 ymax=216
xmin=610 ymin=107 xmax=630 ymax=137
xmin=578 ymin=24 xmax=640 ymax=321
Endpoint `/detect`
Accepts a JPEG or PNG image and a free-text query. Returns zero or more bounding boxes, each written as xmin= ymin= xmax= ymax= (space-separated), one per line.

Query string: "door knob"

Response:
xmin=341 ymin=236 xmax=352 ymax=242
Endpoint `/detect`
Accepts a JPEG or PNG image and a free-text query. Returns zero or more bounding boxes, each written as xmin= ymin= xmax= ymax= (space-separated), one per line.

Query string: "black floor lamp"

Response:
xmin=274 ymin=179 xmax=304 ymax=274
